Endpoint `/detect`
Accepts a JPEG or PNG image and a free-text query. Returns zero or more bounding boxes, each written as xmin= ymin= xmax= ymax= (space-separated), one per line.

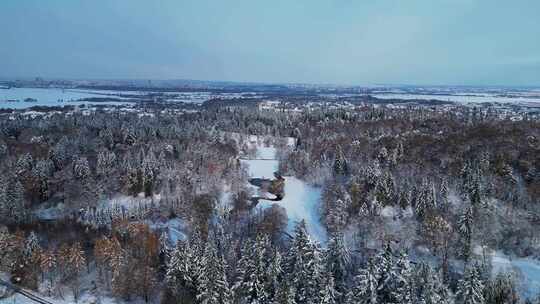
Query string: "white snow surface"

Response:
xmin=243 ymin=159 xmax=278 ymax=179
xmin=148 ymin=217 xmax=187 ymax=245
xmin=240 ymin=140 xmax=327 ymax=243
xmin=373 ymin=92 xmax=540 ymax=105
xmin=259 ymin=177 xmax=326 ymax=243
xmin=0 ymin=289 xmax=149 ymax=304
xmin=491 ymin=251 xmax=540 ymax=299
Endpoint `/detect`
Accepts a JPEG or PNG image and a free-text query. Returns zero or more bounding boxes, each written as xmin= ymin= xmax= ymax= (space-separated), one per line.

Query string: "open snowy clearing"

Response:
xmin=240 ymin=138 xmax=327 ymax=243
xmin=491 ymin=251 xmax=540 ymax=299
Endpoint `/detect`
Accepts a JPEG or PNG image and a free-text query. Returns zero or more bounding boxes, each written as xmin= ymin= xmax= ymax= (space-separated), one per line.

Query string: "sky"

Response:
xmin=1 ymin=0 xmax=539 ymax=86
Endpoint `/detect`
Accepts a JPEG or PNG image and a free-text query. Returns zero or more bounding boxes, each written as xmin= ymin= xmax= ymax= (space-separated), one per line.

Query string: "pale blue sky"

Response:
xmin=1 ymin=0 xmax=539 ymax=85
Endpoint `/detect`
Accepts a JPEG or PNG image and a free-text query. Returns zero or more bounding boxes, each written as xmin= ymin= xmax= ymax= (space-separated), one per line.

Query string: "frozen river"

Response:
xmin=0 ymin=87 xmax=132 ymax=109
xmin=240 ymin=138 xmax=327 ymax=243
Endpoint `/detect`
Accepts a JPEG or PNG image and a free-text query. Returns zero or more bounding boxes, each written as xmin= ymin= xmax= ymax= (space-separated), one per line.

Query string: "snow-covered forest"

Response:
xmin=1 ymin=103 xmax=540 ymax=304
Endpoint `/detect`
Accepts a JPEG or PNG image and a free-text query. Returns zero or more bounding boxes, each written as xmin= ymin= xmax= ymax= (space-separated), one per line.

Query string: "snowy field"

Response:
xmin=75 ymin=90 xmax=259 ymax=104
xmin=240 ymin=137 xmax=327 ymax=243
xmin=0 ymin=88 xmax=132 ymax=109
xmin=0 ymin=88 xmax=260 ymax=109
xmin=372 ymin=92 xmax=540 ymax=105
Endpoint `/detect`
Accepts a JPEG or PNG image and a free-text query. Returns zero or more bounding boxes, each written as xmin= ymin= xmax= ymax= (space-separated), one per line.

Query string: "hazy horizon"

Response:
xmin=1 ymin=0 xmax=539 ymax=86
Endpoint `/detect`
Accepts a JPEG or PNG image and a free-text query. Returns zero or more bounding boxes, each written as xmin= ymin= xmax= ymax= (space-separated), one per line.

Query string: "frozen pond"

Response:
xmin=240 ymin=139 xmax=326 ymax=243
xmin=0 ymin=87 xmax=132 ymax=109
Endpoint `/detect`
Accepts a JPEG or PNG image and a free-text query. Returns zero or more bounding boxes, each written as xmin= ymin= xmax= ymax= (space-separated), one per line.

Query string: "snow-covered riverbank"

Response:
xmin=240 ymin=136 xmax=327 ymax=243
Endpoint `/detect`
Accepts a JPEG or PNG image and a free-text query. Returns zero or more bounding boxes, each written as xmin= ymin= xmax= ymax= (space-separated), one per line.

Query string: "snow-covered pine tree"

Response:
xmin=67 ymin=242 xmax=86 ymax=302
xmin=15 ymin=153 xmax=33 ymax=175
xmin=399 ymin=188 xmax=412 ymax=210
xmin=24 ymin=231 xmax=40 ymax=258
xmin=414 ymin=263 xmax=451 ymax=304
xmin=233 ymin=235 xmax=270 ymax=304
xmin=439 ymin=178 xmax=450 ymax=213
xmin=267 ymin=249 xmax=283 ymax=302
xmin=0 ymin=139 xmax=7 ymax=159
xmin=375 ymin=171 xmax=395 ymax=206
xmin=414 ymin=178 xmax=436 ymax=219
xmin=274 ymin=281 xmax=297 ymax=304
xmin=39 ymin=248 xmax=57 ymax=297
xmin=364 ymin=162 xmax=382 ymax=190
xmin=377 ymin=147 xmax=389 ymax=164
xmin=166 ymin=240 xmax=199 ymax=298
xmin=346 ymin=258 xmax=379 ymax=304
xmin=97 ymin=150 xmax=117 ymax=177
xmin=251 ymin=234 xmax=270 ymax=304
xmin=33 ymin=159 xmax=53 ymax=201
xmin=287 ymin=220 xmax=323 ymax=304
xmin=326 ymin=199 xmax=348 ymax=233
xmin=197 ymin=240 xmax=231 ymax=304
xmin=333 ymin=145 xmax=348 ymax=177
xmin=7 ymin=178 xmax=27 ymax=224
xmin=159 ymin=230 xmax=172 ymax=256
xmin=142 ymin=148 xmax=160 ymax=196
xmin=458 ymin=206 xmax=474 ymax=261
xmin=0 ymin=175 xmax=7 ymax=222
xmin=389 ymin=252 xmax=414 ymax=304
xmin=456 ymin=264 xmax=485 ymax=304
xmin=375 ymin=244 xmax=394 ymax=303
xmin=325 ymin=233 xmax=350 ymax=300
xmin=73 ymin=157 xmax=91 ymax=180
xmin=319 ymin=270 xmax=337 ymax=304
xmin=483 ymin=272 xmax=519 ymax=304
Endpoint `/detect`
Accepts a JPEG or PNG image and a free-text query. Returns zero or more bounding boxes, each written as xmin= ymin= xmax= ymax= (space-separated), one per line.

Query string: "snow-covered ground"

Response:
xmin=0 ymin=88 xmax=133 ymax=109
xmin=0 ymin=87 xmax=262 ymax=109
xmin=148 ymin=217 xmax=187 ymax=245
xmin=491 ymin=251 xmax=540 ymax=299
xmin=260 ymin=177 xmax=326 ymax=243
xmin=0 ymin=292 xmax=125 ymax=304
xmin=240 ymin=137 xmax=327 ymax=243
xmin=372 ymin=92 xmax=540 ymax=105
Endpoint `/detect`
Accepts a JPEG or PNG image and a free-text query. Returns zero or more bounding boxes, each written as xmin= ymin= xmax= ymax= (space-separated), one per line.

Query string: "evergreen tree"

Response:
xmin=414 ymin=263 xmax=451 ymax=304
xmin=233 ymin=235 xmax=270 ymax=304
xmin=458 ymin=206 xmax=474 ymax=261
xmin=484 ymin=273 xmax=519 ymax=304
xmin=390 ymin=252 xmax=414 ymax=304
xmin=414 ymin=179 xmax=436 ymax=219
xmin=398 ymin=189 xmax=412 ymax=210
xmin=274 ymin=281 xmax=297 ymax=304
xmin=6 ymin=178 xmax=27 ymax=224
xmin=319 ymin=270 xmax=337 ymax=304
xmin=456 ymin=264 xmax=485 ymax=304
xmin=376 ymin=244 xmax=394 ymax=303
xmin=325 ymin=199 xmax=348 ymax=233
xmin=287 ymin=220 xmax=323 ymax=304
xmin=197 ymin=241 xmax=231 ymax=304
xmin=73 ymin=157 xmax=91 ymax=180
xmin=267 ymin=249 xmax=284 ymax=302
xmin=347 ymin=259 xmax=379 ymax=304
xmin=24 ymin=231 xmax=40 ymax=258
xmin=375 ymin=171 xmax=395 ymax=206
xmin=166 ymin=238 xmax=201 ymax=299
xmin=439 ymin=178 xmax=450 ymax=213
xmin=97 ymin=150 xmax=117 ymax=177
xmin=333 ymin=145 xmax=349 ymax=177
xmin=324 ymin=233 xmax=350 ymax=300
